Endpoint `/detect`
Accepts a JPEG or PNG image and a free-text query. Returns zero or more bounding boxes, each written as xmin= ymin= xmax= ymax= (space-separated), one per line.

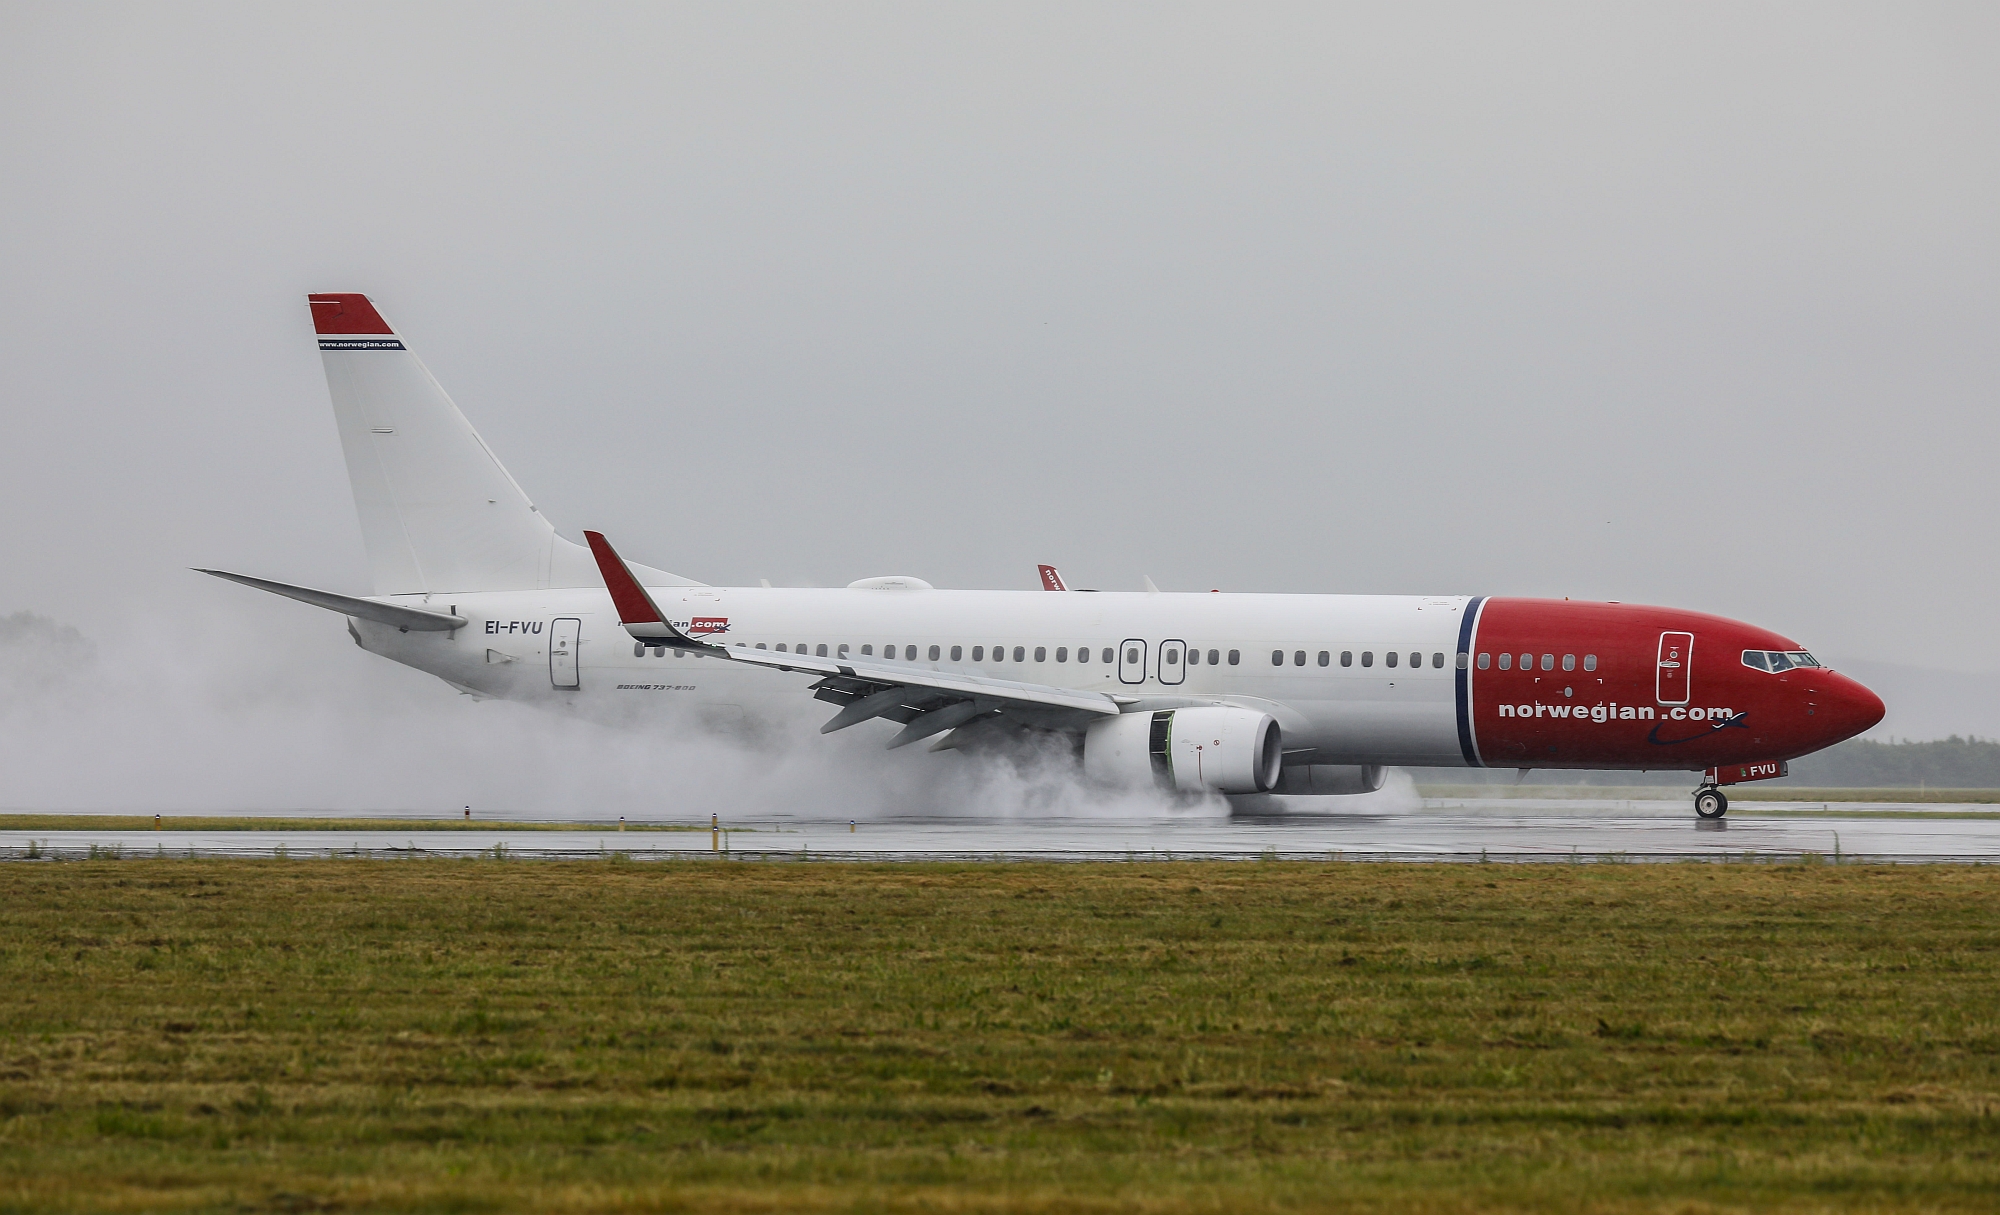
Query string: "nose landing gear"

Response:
xmin=1694 ymin=786 xmax=1728 ymax=819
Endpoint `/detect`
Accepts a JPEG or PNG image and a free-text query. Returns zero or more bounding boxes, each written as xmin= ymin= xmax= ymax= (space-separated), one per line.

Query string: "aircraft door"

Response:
xmin=1118 ymin=638 xmax=1147 ymax=685
xmin=551 ymin=618 xmax=581 ymax=689
xmin=1157 ymin=639 xmax=1186 ymax=685
xmin=1656 ymin=631 xmax=1692 ymax=705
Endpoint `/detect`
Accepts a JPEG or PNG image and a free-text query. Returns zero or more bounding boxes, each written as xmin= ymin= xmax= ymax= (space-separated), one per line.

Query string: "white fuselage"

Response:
xmin=357 ymin=586 xmax=1476 ymax=767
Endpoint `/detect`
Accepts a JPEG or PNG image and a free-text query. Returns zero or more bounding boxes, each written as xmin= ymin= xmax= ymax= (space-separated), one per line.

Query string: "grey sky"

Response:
xmin=3 ymin=4 xmax=1996 ymax=678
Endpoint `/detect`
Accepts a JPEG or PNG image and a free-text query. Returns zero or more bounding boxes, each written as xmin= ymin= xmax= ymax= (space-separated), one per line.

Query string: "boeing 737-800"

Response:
xmin=201 ymin=293 xmax=1885 ymax=818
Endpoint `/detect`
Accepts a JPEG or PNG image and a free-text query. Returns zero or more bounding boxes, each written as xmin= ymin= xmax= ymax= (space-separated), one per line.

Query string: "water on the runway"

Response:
xmin=6 ymin=798 xmax=1997 ymax=862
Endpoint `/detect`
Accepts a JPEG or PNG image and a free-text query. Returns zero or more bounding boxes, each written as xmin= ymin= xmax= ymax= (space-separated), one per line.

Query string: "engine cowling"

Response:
xmin=1273 ymin=764 xmax=1386 ymax=795
xmin=1083 ymin=707 xmax=1283 ymax=794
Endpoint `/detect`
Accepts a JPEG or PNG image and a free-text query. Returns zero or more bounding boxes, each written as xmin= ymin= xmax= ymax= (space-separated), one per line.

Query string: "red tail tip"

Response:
xmin=307 ymin=293 xmax=394 ymax=336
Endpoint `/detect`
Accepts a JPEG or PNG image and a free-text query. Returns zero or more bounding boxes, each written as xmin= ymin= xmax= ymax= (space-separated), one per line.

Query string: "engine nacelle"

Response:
xmin=1083 ymin=707 xmax=1283 ymax=794
xmin=1274 ymin=764 xmax=1386 ymax=795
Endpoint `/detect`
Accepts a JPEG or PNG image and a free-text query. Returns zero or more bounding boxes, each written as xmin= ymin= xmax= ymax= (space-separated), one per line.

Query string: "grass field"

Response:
xmin=1 ymin=860 xmax=1995 ymax=1212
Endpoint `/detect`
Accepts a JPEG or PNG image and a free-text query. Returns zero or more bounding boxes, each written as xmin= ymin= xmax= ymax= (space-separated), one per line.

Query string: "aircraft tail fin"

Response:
xmin=308 ymin=293 xmax=697 ymax=595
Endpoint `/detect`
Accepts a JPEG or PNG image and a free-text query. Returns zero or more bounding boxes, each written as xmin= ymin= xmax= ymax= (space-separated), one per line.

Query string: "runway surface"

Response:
xmin=6 ymin=798 xmax=1998 ymax=862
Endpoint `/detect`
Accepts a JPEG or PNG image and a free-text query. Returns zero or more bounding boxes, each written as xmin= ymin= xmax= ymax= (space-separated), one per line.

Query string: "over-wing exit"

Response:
xmin=201 ymin=293 xmax=1885 ymax=819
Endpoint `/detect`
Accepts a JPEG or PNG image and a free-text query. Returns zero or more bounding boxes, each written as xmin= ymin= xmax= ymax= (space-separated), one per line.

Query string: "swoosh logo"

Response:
xmin=1647 ymin=712 xmax=1749 ymax=746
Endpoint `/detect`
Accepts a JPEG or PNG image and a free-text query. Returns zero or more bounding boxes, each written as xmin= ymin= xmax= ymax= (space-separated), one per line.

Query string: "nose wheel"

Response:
xmin=1694 ymin=786 xmax=1728 ymax=819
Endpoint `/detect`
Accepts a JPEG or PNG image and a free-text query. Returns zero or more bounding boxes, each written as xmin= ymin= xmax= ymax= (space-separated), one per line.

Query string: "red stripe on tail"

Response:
xmin=307 ymin=293 xmax=394 ymax=335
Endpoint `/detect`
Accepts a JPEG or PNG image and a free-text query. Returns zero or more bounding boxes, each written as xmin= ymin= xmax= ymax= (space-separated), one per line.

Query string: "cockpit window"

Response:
xmin=1744 ymin=649 xmax=1820 ymax=673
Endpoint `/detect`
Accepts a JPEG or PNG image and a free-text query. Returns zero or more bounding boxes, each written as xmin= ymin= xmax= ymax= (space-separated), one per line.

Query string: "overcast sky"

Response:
xmin=2 ymin=4 xmax=1996 ymax=675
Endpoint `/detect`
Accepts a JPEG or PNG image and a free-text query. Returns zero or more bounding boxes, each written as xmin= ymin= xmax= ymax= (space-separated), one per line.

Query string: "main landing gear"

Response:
xmin=1694 ymin=786 xmax=1729 ymax=819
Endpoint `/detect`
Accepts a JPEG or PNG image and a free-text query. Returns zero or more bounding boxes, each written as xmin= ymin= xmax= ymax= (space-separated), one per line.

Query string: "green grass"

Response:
xmin=1729 ymin=787 xmax=2000 ymax=803
xmin=0 ymin=860 xmax=1995 ymax=1212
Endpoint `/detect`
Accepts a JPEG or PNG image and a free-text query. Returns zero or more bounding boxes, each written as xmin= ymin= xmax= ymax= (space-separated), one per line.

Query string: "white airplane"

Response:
xmin=202 ymin=293 xmax=1884 ymax=817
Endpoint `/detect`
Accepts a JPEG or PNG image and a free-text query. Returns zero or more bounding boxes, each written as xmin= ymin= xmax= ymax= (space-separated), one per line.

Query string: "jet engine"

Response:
xmin=1083 ymin=707 xmax=1283 ymax=794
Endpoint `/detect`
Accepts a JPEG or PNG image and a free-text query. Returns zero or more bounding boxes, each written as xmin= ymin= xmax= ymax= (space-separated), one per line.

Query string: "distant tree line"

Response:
xmin=1779 ymin=736 xmax=2000 ymax=789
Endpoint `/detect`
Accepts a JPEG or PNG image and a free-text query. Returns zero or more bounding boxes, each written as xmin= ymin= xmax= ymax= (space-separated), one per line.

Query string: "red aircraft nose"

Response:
xmin=1816 ymin=669 xmax=1885 ymax=745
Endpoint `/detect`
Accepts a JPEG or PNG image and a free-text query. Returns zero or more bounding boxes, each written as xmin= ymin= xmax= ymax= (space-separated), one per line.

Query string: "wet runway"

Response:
xmin=6 ymin=798 xmax=1998 ymax=862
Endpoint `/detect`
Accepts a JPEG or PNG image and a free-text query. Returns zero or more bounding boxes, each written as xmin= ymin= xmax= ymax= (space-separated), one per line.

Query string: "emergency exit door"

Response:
xmin=1656 ymin=631 xmax=1692 ymax=705
xmin=1157 ymin=639 xmax=1186 ymax=685
xmin=1119 ymin=639 xmax=1147 ymax=684
xmin=550 ymin=618 xmax=581 ymax=689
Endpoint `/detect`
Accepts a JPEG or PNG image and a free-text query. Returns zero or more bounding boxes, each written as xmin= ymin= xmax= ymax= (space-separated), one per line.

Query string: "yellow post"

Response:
xmin=711 ymin=812 xmax=719 ymax=852
xmin=154 ymin=814 xmax=161 ymax=831
xmin=618 ymin=816 xmax=626 ymax=832
xmin=849 ymin=819 xmax=855 ymax=834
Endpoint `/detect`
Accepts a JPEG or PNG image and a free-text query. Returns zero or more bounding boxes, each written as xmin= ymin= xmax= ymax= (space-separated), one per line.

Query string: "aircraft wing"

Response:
xmin=584 ymin=531 xmax=1120 ymax=748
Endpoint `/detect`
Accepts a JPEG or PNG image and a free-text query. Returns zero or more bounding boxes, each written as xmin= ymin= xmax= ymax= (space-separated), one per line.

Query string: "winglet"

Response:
xmin=583 ymin=531 xmax=698 ymax=645
xmin=1037 ymin=564 xmax=1067 ymax=591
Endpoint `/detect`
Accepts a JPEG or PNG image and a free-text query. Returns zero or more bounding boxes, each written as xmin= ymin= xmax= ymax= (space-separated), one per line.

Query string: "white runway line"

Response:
xmin=4 ymin=799 xmax=1998 ymax=862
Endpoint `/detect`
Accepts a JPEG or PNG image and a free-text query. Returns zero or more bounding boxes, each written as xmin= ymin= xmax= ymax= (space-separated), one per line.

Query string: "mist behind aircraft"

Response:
xmin=0 ymin=6 xmax=1994 ymax=810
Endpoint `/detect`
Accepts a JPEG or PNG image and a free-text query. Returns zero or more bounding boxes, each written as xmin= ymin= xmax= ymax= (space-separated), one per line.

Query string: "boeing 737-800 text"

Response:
xmin=201 ymin=294 xmax=1885 ymax=818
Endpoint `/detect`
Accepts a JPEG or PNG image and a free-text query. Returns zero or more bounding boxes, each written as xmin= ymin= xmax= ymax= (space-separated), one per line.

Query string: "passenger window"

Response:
xmin=1498 ymin=653 xmax=1511 ymax=670
xmin=1013 ymin=646 xmax=1025 ymax=662
xmin=1227 ymin=649 xmax=1239 ymax=665
xmin=1129 ymin=647 xmax=1142 ymax=665
xmin=1208 ymin=649 xmax=1220 ymax=665
xmin=817 ymin=644 xmax=828 ymax=657
xmin=1104 ymin=648 xmax=1116 ymax=663
xmin=1361 ymin=651 xmax=1373 ymax=667
xmin=1318 ymin=651 xmax=1330 ymax=666
xmin=928 ymin=645 xmax=941 ymax=661
xmin=1453 ymin=652 xmax=1466 ymax=669
xmin=1539 ymin=654 xmax=1553 ymax=671
xmin=995 ymin=645 xmax=1007 ymax=661
xmin=950 ymin=645 xmax=962 ymax=661
xmin=756 ymin=642 xmax=768 ymax=650
xmin=1434 ymin=653 xmax=1445 ymax=668
xmin=1583 ymin=654 xmax=1596 ymax=671
xmin=1074 ymin=646 xmax=1088 ymax=663
xmin=1294 ymin=651 xmax=1306 ymax=666
xmin=1163 ymin=647 xmax=1178 ymax=664
xmin=1185 ymin=648 xmax=1197 ymax=665
xmin=1386 ymin=651 xmax=1398 ymax=668
xmin=1562 ymin=654 xmax=1575 ymax=671
xmin=1478 ymin=653 xmax=1490 ymax=669
xmin=1341 ymin=651 xmax=1352 ymax=667
xmin=1410 ymin=652 xmax=1421 ymax=668
xmin=1034 ymin=647 xmax=1046 ymax=662
xmin=1271 ymin=650 xmax=1283 ymax=666
xmin=775 ymin=643 xmax=787 ymax=652
xmin=972 ymin=646 xmax=984 ymax=661
xmin=906 ymin=645 xmax=917 ymax=660
xmin=838 ymin=644 xmax=849 ymax=658
xmin=1056 ymin=647 xmax=1068 ymax=662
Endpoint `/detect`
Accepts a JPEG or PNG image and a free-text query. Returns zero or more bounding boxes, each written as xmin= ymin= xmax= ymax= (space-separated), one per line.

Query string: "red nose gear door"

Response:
xmin=1656 ymin=631 xmax=1692 ymax=705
